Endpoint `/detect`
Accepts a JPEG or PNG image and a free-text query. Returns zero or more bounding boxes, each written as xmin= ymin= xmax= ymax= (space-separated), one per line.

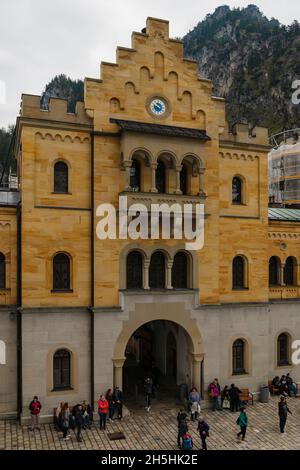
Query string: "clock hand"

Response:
xmin=154 ymin=102 xmax=162 ymax=112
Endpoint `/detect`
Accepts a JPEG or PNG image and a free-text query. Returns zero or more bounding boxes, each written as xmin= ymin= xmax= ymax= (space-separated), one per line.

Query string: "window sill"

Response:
xmin=51 ymin=387 xmax=74 ymax=392
xmin=0 ymin=288 xmax=11 ymax=292
xmin=51 ymin=192 xmax=72 ymax=195
xmin=51 ymin=289 xmax=74 ymax=294
xmin=232 ymin=288 xmax=249 ymax=291
xmin=232 ymin=371 xmax=248 ymax=376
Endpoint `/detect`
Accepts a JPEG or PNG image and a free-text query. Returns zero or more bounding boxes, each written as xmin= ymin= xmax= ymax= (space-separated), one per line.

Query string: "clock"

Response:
xmin=149 ymin=98 xmax=166 ymax=116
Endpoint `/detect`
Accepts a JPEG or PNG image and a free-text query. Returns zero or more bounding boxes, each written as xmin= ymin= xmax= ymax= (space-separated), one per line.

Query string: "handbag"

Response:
xmin=223 ymin=398 xmax=230 ymax=409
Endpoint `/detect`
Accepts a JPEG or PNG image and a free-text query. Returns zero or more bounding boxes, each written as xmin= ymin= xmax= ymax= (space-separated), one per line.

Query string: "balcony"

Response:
xmin=269 ymin=286 xmax=300 ymax=300
xmin=0 ymin=191 xmax=20 ymax=206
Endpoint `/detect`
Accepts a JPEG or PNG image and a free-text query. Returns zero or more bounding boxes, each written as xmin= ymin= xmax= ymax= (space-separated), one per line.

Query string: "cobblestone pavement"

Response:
xmin=1 ymin=397 xmax=300 ymax=450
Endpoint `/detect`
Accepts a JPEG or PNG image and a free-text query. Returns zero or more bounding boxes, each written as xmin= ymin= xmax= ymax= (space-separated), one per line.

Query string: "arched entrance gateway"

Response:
xmin=112 ymin=316 xmax=204 ymax=402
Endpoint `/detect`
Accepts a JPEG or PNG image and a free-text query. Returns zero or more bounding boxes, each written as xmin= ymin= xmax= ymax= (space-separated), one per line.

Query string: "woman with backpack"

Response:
xmin=197 ymin=416 xmax=210 ymax=450
xmin=61 ymin=403 xmax=70 ymax=441
xmin=236 ymin=407 xmax=248 ymax=442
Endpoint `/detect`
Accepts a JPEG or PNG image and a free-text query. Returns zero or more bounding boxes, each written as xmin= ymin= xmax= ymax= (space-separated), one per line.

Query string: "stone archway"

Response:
xmin=112 ymin=307 xmax=204 ymax=395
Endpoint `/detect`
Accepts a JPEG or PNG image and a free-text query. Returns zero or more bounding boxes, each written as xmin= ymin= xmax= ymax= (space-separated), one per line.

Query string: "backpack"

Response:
xmin=182 ymin=434 xmax=193 ymax=450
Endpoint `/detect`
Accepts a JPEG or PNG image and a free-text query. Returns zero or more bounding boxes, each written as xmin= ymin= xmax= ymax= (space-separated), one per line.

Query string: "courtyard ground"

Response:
xmin=0 ymin=396 xmax=299 ymax=451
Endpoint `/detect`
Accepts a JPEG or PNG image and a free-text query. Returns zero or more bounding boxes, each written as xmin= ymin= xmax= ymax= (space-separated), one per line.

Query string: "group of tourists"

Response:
xmin=272 ymin=373 xmax=298 ymax=397
xmin=28 ymin=374 xmax=295 ymax=448
xmin=208 ymin=378 xmax=244 ymax=412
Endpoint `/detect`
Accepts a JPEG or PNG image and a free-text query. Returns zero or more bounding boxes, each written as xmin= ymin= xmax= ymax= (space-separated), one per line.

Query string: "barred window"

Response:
xmin=53 ymin=253 xmax=70 ymax=291
xmin=0 ymin=253 xmax=5 ymax=289
xmin=233 ymin=339 xmax=246 ymax=375
xmin=232 ymin=256 xmax=245 ymax=289
xmin=172 ymin=252 xmax=188 ymax=289
xmin=232 ymin=177 xmax=242 ymax=204
xmin=54 ymin=162 xmax=68 ymax=194
xmin=127 ymin=251 xmax=143 ymax=289
xmin=277 ymin=333 xmax=289 ymax=366
xmin=53 ymin=349 xmax=71 ymax=390
xmin=149 ymin=252 xmax=165 ymax=289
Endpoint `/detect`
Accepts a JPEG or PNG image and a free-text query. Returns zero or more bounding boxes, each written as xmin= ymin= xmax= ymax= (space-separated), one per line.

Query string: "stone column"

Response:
xmin=198 ymin=168 xmax=205 ymax=196
xmin=113 ymin=357 xmax=126 ymax=389
xmin=123 ymin=161 xmax=132 ymax=191
xmin=174 ymin=165 xmax=183 ymax=195
xmin=143 ymin=260 xmax=150 ymax=290
xmin=191 ymin=353 xmax=204 ymax=391
xmin=280 ymin=263 xmax=286 ymax=287
xmin=150 ymin=163 xmax=158 ymax=193
xmin=166 ymin=260 xmax=173 ymax=289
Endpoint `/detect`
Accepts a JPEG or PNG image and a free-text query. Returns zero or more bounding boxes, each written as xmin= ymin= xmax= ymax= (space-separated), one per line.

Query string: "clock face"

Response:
xmin=149 ymin=98 xmax=166 ymax=116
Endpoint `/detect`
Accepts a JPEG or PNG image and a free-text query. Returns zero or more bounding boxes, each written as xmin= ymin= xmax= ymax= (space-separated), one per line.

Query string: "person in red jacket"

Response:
xmin=29 ymin=396 xmax=42 ymax=431
xmin=98 ymin=394 xmax=109 ymax=430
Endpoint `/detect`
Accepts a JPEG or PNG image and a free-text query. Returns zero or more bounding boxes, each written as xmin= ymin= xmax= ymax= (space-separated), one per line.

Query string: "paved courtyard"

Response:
xmin=1 ymin=397 xmax=300 ymax=451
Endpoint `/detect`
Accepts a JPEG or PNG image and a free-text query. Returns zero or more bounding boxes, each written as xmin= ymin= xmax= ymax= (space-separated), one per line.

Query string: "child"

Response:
xmin=182 ymin=433 xmax=193 ymax=450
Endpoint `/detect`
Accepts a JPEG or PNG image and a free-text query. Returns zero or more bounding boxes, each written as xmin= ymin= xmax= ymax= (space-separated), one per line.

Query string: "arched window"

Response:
xmin=284 ymin=257 xmax=296 ymax=286
xmin=232 ymin=256 xmax=246 ymax=289
xmin=180 ymin=164 xmax=188 ymax=195
xmin=156 ymin=161 xmax=166 ymax=193
xmin=269 ymin=256 xmax=280 ymax=286
xmin=0 ymin=340 xmax=6 ymax=365
xmin=53 ymin=349 xmax=71 ymax=390
xmin=53 ymin=253 xmax=71 ymax=291
xmin=172 ymin=252 xmax=188 ymax=288
xmin=127 ymin=251 xmax=143 ymax=289
xmin=130 ymin=159 xmax=141 ymax=192
xmin=233 ymin=339 xmax=246 ymax=375
xmin=232 ymin=177 xmax=242 ymax=204
xmin=0 ymin=253 xmax=5 ymax=289
xmin=277 ymin=333 xmax=289 ymax=366
xmin=149 ymin=252 xmax=165 ymax=289
xmin=54 ymin=161 xmax=68 ymax=194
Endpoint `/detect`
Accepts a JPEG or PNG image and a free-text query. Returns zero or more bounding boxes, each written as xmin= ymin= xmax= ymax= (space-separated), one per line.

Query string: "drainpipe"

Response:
xmin=16 ymin=201 xmax=22 ymax=421
xmin=89 ymin=132 xmax=95 ymax=411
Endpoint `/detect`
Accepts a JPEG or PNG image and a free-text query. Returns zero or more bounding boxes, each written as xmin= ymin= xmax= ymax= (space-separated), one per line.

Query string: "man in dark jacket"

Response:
xmin=113 ymin=387 xmax=123 ymax=419
xmin=73 ymin=404 xmax=84 ymax=442
xmin=177 ymin=409 xmax=188 ymax=447
xmin=197 ymin=417 xmax=210 ymax=450
xmin=278 ymin=396 xmax=292 ymax=433
xmin=229 ymin=384 xmax=241 ymax=412
xmin=144 ymin=377 xmax=153 ymax=412
xmin=29 ymin=396 xmax=42 ymax=431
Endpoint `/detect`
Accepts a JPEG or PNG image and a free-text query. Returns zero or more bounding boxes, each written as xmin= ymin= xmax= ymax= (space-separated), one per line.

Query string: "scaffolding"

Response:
xmin=269 ymin=137 xmax=300 ymax=205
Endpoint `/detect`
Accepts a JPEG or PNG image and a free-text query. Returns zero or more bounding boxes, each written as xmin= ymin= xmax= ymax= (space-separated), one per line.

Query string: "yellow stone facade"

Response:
xmin=0 ymin=17 xmax=297 ymax=309
xmin=1 ymin=17 xmax=300 ymax=419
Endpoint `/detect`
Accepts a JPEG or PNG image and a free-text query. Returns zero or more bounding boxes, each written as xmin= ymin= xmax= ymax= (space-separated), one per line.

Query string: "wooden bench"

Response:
xmin=240 ymin=388 xmax=255 ymax=405
xmin=268 ymin=380 xmax=280 ymax=395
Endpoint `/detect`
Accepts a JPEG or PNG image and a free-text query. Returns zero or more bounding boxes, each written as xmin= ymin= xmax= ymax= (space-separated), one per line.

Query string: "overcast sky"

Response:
xmin=0 ymin=0 xmax=299 ymax=127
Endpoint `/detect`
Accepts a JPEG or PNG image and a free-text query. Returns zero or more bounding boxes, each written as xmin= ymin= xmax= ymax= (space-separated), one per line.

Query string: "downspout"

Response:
xmin=90 ymin=132 xmax=95 ymax=411
xmin=16 ymin=200 xmax=22 ymax=421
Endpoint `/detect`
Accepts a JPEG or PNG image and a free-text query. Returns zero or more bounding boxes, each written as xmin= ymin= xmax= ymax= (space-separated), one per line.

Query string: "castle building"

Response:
xmin=1 ymin=18 xmax=300 ymax=421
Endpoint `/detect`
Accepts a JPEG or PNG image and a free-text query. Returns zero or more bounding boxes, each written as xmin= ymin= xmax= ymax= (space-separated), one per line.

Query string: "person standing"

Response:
xmin=98 ymin=394 xmax=109 ymax=431
xmin=229 ymin=384 xmax=241 ymax=412
xmin=61 ymin=403 xmax=70 ymax=440
xmin=106 ymin=388 xmax=115 ymax=422
xmin=29 ymin=396 xmax=42 ymax=431
xmin=278 ymin=396 xmax=292 ymax=433
xmin=221 ymin=386 xmax=230 ymax=409
xmin=144 ymin=377 xmax=153 ymax=412
xmin=73 ymin=404 xmax=84 ymax=442
xmin=178 ymin=418 xmax=189 ymax=449
xmin=112 ymin=386 xmax=123 ymax=419
xmin=82 ymin=400 xmax=92 ymax=429
xmin=177 ymin=409 xmax=188 ymax=448
xmin=188 ymin=387 xmax=201 ymax=421
xmin=197 ymin=417 xmax=210 ymax=451
xmin=236 ymin=407 xmax=248 ymax=441
xmin=210 ymin=380 xmax=221 ymax=411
